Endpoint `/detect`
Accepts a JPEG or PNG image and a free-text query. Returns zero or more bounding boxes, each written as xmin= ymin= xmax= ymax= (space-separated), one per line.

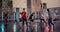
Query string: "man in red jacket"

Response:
xmin=20 ymin=8 xmax=27 ymax=32
xmin=21 ymin=8 xmax=27 ymax=25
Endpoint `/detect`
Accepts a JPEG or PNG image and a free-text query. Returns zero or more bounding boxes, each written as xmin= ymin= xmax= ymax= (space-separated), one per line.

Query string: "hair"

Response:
xmin=23 ymin=8 xmax=25 ymax=10
xmin=47 ymin=9 xmax=49 ymax=12
xmin=43 ymin=3 xmax=46 ymax=6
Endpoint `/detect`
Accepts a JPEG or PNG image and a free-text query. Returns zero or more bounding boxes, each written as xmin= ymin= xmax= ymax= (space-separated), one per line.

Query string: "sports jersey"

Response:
xmin=21 ymin=11 xmax=26 ymax=19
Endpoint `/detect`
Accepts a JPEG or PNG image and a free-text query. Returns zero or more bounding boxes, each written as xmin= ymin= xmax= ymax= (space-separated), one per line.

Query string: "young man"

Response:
xmin=15 ymin=8 xmax=24 ymax=32
xmin=20 ymin=8 xmax=27 ymax=32
xmin=21 ymin=8 xmax=27 ymax=25
xmin=4 ymin=11 xmax=8 ymax=32
xmin=15 ymin=8 xmax=19 ymax=22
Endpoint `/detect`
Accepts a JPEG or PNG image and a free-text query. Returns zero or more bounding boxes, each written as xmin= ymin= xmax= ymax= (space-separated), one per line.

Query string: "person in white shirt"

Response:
xmin=19 ymin=12 xmax=22 ymax=22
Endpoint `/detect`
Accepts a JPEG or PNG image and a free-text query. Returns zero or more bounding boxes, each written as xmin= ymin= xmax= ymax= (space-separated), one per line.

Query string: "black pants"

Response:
xmin=40 ymin=18 xmax=45 ymax=32
xmin=48 ymin=18 xmax=54 ymax=26
xmin=4 ymin=18 xmax=8 ymax=32
xmin=48 ymin=18 xmax=54 ymax=32
xmin=22 ymin=19 xmax=27 ymax=25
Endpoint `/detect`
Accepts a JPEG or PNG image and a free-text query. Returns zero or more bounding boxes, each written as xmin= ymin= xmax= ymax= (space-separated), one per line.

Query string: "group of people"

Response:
xmin=3 ymin=8 xmax=54 ymax=32
xmin=15 ymin=8 xmax=27 ymax=25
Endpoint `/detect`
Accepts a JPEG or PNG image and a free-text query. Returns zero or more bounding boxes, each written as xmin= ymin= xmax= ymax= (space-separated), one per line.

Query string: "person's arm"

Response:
xmin=20 ymin=12 xmax=22 ymax=14
xmin=20 ymin=12 xmax=23 ymax=15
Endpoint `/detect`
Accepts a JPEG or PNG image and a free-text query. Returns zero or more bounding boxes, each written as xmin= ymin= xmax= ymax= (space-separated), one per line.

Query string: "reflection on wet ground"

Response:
xmin=0 ymin=17 xmax=60 ymax=32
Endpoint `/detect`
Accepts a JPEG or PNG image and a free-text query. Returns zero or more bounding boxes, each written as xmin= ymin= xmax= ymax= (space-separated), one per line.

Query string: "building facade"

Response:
xmin=2 ymin=0 xmax=13 ymax=12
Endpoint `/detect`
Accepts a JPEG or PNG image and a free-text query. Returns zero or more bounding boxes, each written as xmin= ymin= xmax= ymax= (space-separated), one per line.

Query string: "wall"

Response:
xmin=13 ymin=0 xmax=27 ymax=8
xmin=31 ymin=0 xmax=41 ymax=12
xmin=41 ymin=0 xmax=60 ymax=8
xmin=12 ymin=0 xmax=27 ymax=12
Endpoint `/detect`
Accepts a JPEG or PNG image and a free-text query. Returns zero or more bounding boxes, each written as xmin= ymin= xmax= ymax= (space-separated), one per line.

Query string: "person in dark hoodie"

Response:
xmin=29 ymin=13 xmax=34 ymax=22
xmin=47 ymin=9 xmax=54 ymax=26
xmin=47 ymin=9 xmax=54 ymax=32
xmin=29 ymin=13 xmax=34 ymax=32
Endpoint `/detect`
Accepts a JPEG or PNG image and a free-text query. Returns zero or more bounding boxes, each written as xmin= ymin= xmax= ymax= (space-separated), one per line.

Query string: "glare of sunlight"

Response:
xmin=1 ymin=23 xmax=4 ymax=32
xmin=13 ymin=22 xmax=16 ymax=32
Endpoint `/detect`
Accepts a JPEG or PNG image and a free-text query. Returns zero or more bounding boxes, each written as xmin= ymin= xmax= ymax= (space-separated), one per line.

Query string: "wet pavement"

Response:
xmin=0 ymin=19 xmax=60 ymax=32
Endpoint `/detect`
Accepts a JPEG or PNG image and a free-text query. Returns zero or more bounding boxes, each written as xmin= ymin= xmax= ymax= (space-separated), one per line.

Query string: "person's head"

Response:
xmin=23 ymin=8 xmax=25 ymax=10
xmin=22 ymin=8 xmax=25 ymax=12
xmin=32 ymin=13 xmax=34 ymax=14
xmin=16 ymin=8 xmax=19 ymax=12
xmin=47 ymin=9 xmax=49 ymax=12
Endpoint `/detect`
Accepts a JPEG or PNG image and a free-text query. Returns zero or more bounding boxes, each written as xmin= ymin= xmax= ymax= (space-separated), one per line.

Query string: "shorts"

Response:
xmin=22 ymin=19 xmax=27 ymax=25
xmin=30 ymin=19 xmax=34 ymax=22
xmin=22 ymin=19 xmax=27 ymax=21
xmin=19 ymin=18 xmax=23 ymax=22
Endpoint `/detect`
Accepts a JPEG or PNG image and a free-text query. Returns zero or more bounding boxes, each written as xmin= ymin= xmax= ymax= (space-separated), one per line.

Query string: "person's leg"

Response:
xmin=48 ymin=21 xmax=51 ymax=32
xmin=19 ymin=18 xmax=23 ymax=29
xmin=19 ymin=22 xmax=23 ymax=32
xmin=16 ymin=18 xmax=22 ymax=32
xmin=31 ymin=21 xmax=34 ymax=29
xmin=23 ymin=20 xmax=26 ymax=32
xmin=48 ymin=23 xmax=54 ymax=32
xmin=4 ymin=18 xmax=8 ymax=32
xmin=22 ymin=19 xmax=24 ymax=32
xmin=49 ymin=25 xmax=51 ymax=32
xmin=30 ymin=20 xmax=34 ymax=32
xmin=40 ymin=19 xmax=44 ymax=32
xmin=24 ymin=19 xmax=27 ymax=32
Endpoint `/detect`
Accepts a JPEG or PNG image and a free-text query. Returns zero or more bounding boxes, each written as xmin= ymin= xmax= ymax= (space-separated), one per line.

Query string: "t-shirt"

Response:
xmin=4 ymin=12 xmax=8 ymax=18
xmin=15 ymin=11 xmax=19 ymax=20
xmin=44 ymin=10 xmax=49 ymax=18
xmin=21 ymin=11 xmax=26 ymax=19
xmin=29 ymin=13 xmax=33 ymax=19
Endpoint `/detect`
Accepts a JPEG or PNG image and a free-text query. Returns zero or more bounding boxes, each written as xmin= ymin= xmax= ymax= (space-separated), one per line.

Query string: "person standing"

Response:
xmin=4 ymin=11 xmax=8 ymax=32
xmin=47 ymin=9 xmax=54 ymax=32
xmin=29 ymin=13 xmax=34 ymax=32
xmin=42 ymin=9 xmax=49 ymax=32
xmin=20 ymin=8 xmax=27 ymax=25
xmin=21 ymin=8 xmax=27 ymax=32
xmin=15 ymin=8 xmax=19 ymax=22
